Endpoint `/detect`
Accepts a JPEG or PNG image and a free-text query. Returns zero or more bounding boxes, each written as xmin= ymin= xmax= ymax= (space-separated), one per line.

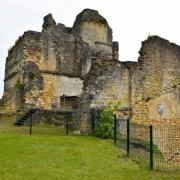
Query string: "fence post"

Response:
xmin=66 ymin=116 xmax=69 ymax=135
xmin=127 ymin=118 xmax=130 ymax=156
xmin=92 ymin=112 xmax=95 ymax=134
xmin=30 ymin=115 xmax=32 ymax=135
xmin=113 ymin=114 xmax=117 ymax=144
xmin=150 ymin=125 xmax=154 ymax=170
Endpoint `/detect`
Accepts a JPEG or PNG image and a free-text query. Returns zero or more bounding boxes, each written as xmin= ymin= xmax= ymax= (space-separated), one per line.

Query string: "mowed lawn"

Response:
xmin=0 ymin=122 xmax=179 ymax=180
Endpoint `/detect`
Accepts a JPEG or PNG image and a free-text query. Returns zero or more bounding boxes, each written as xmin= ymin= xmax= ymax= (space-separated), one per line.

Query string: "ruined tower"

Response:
xmin=1 ymin=9 xmax=118 ymax=113
xmin=0 ymin=9 xmax=180 ymax=131
xmin=0 ymin=8 xmax=180 ymax=165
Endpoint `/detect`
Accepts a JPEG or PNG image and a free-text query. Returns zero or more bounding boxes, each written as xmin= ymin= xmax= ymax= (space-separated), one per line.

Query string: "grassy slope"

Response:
xmin=0 ymin=123 xmax=179 ymax=180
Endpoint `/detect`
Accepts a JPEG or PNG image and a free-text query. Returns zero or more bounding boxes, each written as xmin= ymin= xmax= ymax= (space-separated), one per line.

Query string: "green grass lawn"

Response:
xmin=0 ymin=121 xmax=179 ymax=180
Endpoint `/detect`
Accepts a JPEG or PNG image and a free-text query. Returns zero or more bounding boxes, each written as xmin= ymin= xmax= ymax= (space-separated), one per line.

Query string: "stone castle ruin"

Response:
xmin=1 ymin=8 xmax=180 ymax=125
xmin=0 ymin=9 xmax=180 ymax=160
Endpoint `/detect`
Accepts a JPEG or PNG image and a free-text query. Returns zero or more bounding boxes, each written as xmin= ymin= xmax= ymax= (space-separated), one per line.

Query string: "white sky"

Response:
xmin=1 ymin=0 xmax=180 ymax=98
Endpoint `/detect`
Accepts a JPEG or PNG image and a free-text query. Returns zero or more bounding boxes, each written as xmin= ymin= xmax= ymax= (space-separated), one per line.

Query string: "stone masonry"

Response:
xmin=0 ymin=9 xmax=180 ymax=161
xmin=0 ymin=8 xmax=180 ymax=127
xmin=1 ymin=9 xmax=115 ymax=112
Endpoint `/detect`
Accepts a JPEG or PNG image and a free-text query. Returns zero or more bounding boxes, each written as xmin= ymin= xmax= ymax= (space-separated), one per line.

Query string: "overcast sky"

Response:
xmin=1 ymin=0 xmax=180 ymax=98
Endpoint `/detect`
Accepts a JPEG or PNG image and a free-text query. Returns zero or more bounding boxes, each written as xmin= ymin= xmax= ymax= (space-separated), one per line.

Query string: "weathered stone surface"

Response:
xmin=1 ymin=9 xmax=180 ymax=120
xmin=131 ymin=36 xmax=180 ymax=126
xmin=1 ymin=10 xmax=180 ymax=158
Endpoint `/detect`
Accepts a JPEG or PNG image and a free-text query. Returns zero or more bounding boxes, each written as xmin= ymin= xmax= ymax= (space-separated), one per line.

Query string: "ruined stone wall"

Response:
xmin=86 ymin=60 xmax=129 ymax=109
xmin=78 ymin=55 xmax=131 ymax=133
xmin=22 ymin=25 xmax=81 ymax=75
xmin=2 ymin=13 xmax=90 ymax=111
xmin=2 ymin=10 xmax=179 ymax=130
xmin=19 ymin=10 xmax=114 ymax=111
xmin=1 ymin=9 xmax=179 ymax=163
xmin=132 ymin=36 xmax=180 ymax=125
xmin=130 ymin=36 xmax=180 ymax=162
xmin=154 ymin=125 xmax=180 ymax=163
xmin=21 ymin=30 xmax=57 ymax=109
xmin=3 ymin=35 xmax=25 ymax=110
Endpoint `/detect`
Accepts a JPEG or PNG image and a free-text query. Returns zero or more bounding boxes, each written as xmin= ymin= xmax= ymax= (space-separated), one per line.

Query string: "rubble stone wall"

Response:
xmin=1 ymin=9 xmax=180 ymax=162
xmin=2 ymin=35 xmax=25 ymax=110
xmin=1 ymin=10 xmax=180 ymax=154
xmin=131 ymin=36 xmax=180 ymax=126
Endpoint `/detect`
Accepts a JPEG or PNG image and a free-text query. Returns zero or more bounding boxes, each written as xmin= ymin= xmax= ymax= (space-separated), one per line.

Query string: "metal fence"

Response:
xmin=153 ymin=125 xmax=180 ymax=171
xmin=91 ymin=113 xmax=180 ymax=171
xmin=26 ymin=114 xmax=72 ymax=136
xmin=113 ymin=117 xmax=180 ymax=171
xmin=0 ymin=112 xmax=74 ymax=136
xmin=115 ymin=118 xmax=152 ymax=169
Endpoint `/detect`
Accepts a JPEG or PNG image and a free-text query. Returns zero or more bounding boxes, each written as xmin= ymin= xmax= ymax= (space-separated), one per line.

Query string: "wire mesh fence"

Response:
xmin=115 ymin=117 xmax=180 ymax=171
xmin=116 ymin=118 xmax=151 ymax=169
xmin=153 ymin=125 xmax=180 ymax=171
xmin=129 ymin=122 xmax=151 ymax=169
xmin=0 ymin=112 xmax=74 ymax=136
xmin=116 ymin=118 xmax=128 ymax=151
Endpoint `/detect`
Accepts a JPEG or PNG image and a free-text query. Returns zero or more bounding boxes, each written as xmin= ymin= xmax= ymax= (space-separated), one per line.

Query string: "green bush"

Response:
xmin=95 ymin=101 xmax=121 ymax=139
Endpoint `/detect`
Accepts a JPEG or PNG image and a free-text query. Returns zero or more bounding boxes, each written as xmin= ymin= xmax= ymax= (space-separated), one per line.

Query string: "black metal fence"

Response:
xmin=113 ymin=116 xmax=180 ymax=171
xmin=0 ymin=112 xmax=74 ymax=135
xmin=91 ymin=113 xmax=180 ymax=171
xmin=27 ymin=115 xmax=72 ymax=136
xmin=115 ymin=118 xmax=152 ymax=169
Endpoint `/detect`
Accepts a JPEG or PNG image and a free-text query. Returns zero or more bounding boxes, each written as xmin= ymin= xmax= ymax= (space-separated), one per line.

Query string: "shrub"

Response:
xmin=95 ymin=101 xmax=121 ymax=138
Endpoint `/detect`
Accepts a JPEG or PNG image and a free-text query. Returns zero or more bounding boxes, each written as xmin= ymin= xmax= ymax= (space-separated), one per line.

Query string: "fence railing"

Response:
xmin=27 ymin=115 xmax=71 ymax=136
xmin=13 ymin=110 xmax=74 ymax=136
xmin=91 ymin=113 xmax=180 ymax=171
xmin=112 ymin=116 xmax=180 ymax=171
xmin=0 ymin=112 xmax=73 ymax=135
